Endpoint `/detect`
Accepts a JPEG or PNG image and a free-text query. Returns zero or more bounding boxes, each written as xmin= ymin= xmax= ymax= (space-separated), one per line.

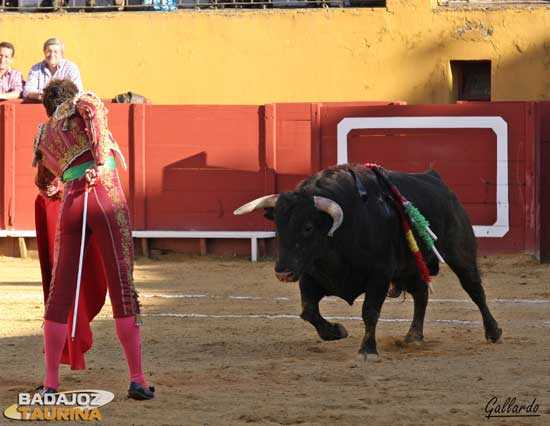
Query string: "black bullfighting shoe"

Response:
xmin=128 ymin=382 xmax=155 ymax=400
xmin=34 ymin=385 xmax=57 ymax=397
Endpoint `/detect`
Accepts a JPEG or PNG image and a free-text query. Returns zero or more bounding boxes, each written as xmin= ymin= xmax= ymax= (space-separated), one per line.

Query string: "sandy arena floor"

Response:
xmin=0 ymin=253 xmax=549 ymax=426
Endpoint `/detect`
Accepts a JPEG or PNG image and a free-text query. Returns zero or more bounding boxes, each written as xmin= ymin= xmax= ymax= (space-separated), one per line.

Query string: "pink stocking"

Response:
xmin=43 ymin=320 xmax=68 ymax=389
xmin=114 ymin=316 xmax=147 ymax=387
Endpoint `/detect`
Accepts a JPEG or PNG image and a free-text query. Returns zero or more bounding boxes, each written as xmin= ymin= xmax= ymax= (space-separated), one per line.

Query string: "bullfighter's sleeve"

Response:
xmin=75 ymin=93 xmax=109 ymax=166
xmin=35 ymin=163 xmax=60 ymax=198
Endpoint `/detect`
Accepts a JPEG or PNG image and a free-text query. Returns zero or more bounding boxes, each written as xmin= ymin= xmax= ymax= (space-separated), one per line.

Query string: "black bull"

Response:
xmin=234 ymin=164 xmax=502 ymax=361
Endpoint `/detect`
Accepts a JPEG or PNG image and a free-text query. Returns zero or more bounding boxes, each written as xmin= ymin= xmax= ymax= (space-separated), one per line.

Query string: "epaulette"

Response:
xmin=76 ymin=91 xmax=104 ymax=112
xmin=32 ymin=123 xmax=47 ymax=167
xmin=53 ymin=99 xmax=76 ymax=121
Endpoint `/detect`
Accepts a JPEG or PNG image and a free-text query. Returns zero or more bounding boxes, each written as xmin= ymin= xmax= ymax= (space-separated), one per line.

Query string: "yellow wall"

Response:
xmin=2 ymin=2 xmax=550 ymax=104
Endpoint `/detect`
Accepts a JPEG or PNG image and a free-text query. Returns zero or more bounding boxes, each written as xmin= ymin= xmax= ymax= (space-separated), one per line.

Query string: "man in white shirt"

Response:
xmin=23 ymin=38 xmax=83 ymax=102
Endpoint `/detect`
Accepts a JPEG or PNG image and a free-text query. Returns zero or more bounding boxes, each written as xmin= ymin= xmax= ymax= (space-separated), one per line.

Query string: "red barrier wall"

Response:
xmin=265 ymin=102 xmax=401 ymax=192
xmin=539 ymin=102 xmax=550 ymax=261
xmin=0 ymin=100 xmax=546 ymax=258
xmin=2 ymin=103 xmax=48 ymax=231
xmin=138 ymin=105 xmax=274 ymax=231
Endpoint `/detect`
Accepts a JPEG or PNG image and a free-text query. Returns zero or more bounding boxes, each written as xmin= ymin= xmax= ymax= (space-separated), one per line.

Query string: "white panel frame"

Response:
xmin=336 ymin=116 xmax=509 ymax=238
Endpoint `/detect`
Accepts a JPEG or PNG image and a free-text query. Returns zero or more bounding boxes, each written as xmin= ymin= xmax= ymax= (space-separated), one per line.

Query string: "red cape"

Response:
xmin=35 ymin=195 xmax=108 ymax=370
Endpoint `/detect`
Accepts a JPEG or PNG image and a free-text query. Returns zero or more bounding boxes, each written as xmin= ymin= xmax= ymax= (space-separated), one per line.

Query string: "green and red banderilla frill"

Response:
xmin=364 ymin=163 xmax=446 ymax=292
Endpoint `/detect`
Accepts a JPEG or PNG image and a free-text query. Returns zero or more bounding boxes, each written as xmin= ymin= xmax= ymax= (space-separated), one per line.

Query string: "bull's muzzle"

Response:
xmin=275 ymin=271 xmax=298 ymax=282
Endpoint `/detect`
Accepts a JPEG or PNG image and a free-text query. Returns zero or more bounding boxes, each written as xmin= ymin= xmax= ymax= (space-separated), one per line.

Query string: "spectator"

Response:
xmin=0 ymin=41 xmax=24 ymax=101
xmin=23 ymin=38 xmax=83 ymax=102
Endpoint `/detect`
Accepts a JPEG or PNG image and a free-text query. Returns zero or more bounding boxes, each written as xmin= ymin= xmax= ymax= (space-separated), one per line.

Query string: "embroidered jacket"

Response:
xmin=33 ymin=92 xmax=126 ymax=192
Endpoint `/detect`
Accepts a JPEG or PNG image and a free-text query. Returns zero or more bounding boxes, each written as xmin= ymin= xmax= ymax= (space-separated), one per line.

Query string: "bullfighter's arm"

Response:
xmin=35 ymin=162 xmax=61 ymax=199
xmin=75 ymin=93 xmax=109 ymax=166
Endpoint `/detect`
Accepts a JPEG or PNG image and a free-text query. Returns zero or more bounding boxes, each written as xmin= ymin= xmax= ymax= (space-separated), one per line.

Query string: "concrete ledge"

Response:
xmin=133 ymin=230 xmax=276 ymax=261
xmin=0 ymin=230 xmax=37 ymax=237
xmin=1 ymin=230 xmax=277 ymax=261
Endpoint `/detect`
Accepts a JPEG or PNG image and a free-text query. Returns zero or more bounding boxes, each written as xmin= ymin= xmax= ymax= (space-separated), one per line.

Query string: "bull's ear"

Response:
xmin=263 ymin=208 xmax=274 ymax=221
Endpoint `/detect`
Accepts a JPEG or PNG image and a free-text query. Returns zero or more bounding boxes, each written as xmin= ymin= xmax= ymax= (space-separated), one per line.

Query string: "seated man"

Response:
xmin=23 ymin=38 xmax=83 ymax=102
xmin=0 ymin=41 xmax=23 ymax=101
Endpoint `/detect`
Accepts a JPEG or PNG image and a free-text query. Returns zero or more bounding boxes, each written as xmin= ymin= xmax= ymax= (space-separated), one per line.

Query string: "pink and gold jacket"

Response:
xmin=33 ymin=92 xmax=126 ymax=192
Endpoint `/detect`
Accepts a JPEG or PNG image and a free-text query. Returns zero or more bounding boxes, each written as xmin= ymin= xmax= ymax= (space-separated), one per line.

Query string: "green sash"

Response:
xmin=62 ymin=157 xmax=116 ymax=183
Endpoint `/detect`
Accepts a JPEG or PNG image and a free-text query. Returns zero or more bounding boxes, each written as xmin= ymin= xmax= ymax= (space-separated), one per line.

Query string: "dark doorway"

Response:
xmin=451 ymin=60 xmax=491 ymax=102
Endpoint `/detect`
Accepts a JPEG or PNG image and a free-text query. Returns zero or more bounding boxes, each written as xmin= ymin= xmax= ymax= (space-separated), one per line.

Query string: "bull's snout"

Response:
xmin=275 ymin=271 xmax=298 ymax=283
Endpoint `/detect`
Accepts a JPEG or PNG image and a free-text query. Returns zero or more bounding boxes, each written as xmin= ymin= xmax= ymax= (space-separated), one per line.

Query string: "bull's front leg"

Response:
xmin=299 ymin=275 xmax=348 ymax=341
xmin=359 ymin=281 xmax=389 ymax=361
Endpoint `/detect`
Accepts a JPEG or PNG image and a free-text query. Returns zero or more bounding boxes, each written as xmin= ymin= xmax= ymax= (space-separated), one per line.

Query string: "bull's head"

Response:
xmin=234 ymin=193 xmax=343 ymax=282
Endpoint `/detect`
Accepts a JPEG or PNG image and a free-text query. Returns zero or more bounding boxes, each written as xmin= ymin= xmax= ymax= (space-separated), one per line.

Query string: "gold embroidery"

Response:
xmin=53 ymin=99 xmax=76 ymax=121
xmin=32 ymin=124 xmax=47 ymax=167
xmin=101 ymin=170 xmax=138 ymax=313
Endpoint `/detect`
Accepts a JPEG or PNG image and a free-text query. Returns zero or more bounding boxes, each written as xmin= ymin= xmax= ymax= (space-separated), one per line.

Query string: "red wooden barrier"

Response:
xmin=11 ymin=104 xmax=45 ymax=231
xmin=266 ymin=102 xmax=401 ymax=193
xmin=1 ymin=102 xmax=276 ymax=233
xmin=140 ymin=105 xmax=274 ymax=231
xmin=0 ymin=100 xmax=545 ymax=257
xmin=538 ymin=102 xmax=550 ymax=261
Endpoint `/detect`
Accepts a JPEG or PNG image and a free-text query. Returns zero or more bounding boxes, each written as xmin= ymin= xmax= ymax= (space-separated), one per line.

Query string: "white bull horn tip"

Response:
xmin=233 ymin=206 xmax=248 ymax=216
xmin=234 ymin=194 xmax=279 ymax=215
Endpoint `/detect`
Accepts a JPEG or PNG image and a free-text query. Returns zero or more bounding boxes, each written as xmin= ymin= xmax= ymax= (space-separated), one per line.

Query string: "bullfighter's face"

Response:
xmin=271 ymin=193 xmax=331 ymax=282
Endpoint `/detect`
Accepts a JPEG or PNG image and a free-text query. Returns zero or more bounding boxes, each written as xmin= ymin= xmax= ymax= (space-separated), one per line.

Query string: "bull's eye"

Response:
xmin=302 ymin=222 xmax=314 ymax=237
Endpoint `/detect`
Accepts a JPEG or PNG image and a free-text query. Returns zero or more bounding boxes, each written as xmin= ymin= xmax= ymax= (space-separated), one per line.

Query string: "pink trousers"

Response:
xmin=45 ymin=168 xmax=140 ymax=323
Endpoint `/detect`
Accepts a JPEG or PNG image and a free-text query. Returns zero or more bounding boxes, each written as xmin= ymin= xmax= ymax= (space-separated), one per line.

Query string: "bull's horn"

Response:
xmin=314 ymin=196 xmax=344 ymax=237
xmin=233 ymin=195 xmax=279 ymax=215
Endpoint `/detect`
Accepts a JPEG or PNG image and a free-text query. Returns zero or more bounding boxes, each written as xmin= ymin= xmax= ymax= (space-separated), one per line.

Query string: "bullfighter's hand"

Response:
xmin=45 ymin=183 xmax=61 ymax=199
xmin=85 ymin=165 xmax=104 ymax=187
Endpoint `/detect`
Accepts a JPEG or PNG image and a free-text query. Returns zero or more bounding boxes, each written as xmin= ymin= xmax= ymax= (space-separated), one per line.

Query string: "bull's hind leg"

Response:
xmin=446 ymin=257 xmax=502 ymax=343
xmin=299 ymin=275 xmax=348 ymax=341
xmin=398 ymin=277 xmax=429 ymax=343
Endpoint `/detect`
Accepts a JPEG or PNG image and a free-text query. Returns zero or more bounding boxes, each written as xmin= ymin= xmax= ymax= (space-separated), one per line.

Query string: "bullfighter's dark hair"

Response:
xmin=42 ymin=79 xmax=79 ymax=117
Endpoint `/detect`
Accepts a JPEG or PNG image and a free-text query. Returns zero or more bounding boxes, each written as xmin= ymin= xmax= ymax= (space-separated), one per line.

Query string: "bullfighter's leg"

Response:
xmin=401 ymin=277 xmax=429 ymax=343
xmin=299 ymin=275 xmax=348 ymax=341
xmin=359 ymin=281 xmax=389 ymax=360
xmin=446 ymin=257 xmax=502 ymax=343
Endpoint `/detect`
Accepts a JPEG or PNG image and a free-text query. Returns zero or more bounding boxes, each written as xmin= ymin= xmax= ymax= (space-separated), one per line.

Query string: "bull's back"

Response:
xmin=386 ymin=170 xmax=453 ymax=206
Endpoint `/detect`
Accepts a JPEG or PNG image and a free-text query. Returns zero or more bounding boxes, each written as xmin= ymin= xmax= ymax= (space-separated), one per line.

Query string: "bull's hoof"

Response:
xmin=349 ymin=354 xmax=363 ymax=369
xmin=335 ymin=323 xmax=349 ymax=339
xmin=404 ymin=332 xmax=424 ymax=344
xmin=358 ymin=350 xmax=381 ymax=362
xmin=349 ymin=351 xmax=381 ymax=369
xmin=365 ymin=353 xmax=382 ymax=363
xmin=319 ymin=323 xmax=348 ymax=341
xmin=486 ymin=326 xmax=503 ymax=343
